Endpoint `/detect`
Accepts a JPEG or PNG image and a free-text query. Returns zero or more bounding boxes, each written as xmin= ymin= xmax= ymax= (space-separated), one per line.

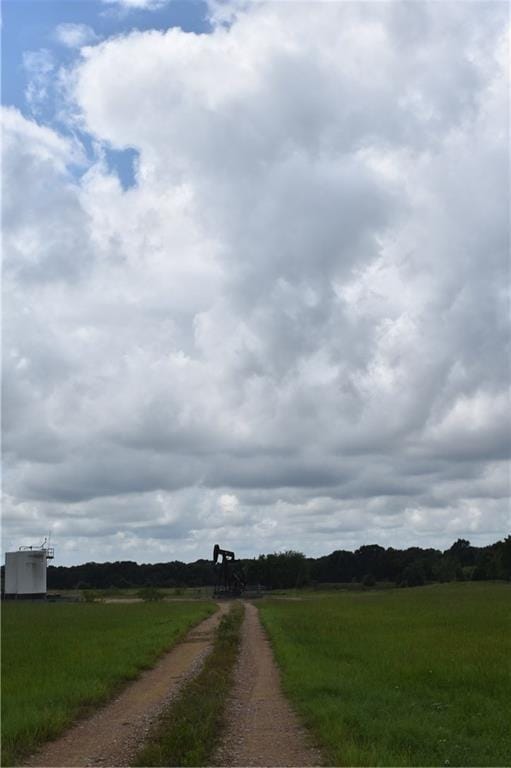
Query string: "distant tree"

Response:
xmin=44 ymin=537 xmax=509 ymax=591
xmin=501 ymin=536 xmax=511 ymax=579
xmin=472 ymin=563 xmax=488 ymax=580
xmin=473 ymin=542 xmax=506 ymax=580
xmin=449 ymin=538 xmax=476 ymax=567
xmin=354 ymin=545 xmax=386 ymax=580
xmin=400 ymin=562 xmax=426 ymax=587
xmin=324 ymin=550 xmax=356 ymax=582
xmin=249 ymin=551 xmax=309 ymax=589
xmin=449 ymin=538 xmax=471 ymax=553
xmin=433 ymin=555 xmax=457 ymax=583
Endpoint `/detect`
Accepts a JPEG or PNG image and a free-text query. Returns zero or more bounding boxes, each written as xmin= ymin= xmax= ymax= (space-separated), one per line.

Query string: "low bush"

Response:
xmin=137 ymin=586 xmax=165 ymax=601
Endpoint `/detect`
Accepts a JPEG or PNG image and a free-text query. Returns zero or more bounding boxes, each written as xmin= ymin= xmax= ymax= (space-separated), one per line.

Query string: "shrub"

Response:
xmin=137 ymin=586 xmax=164 ymax=602
xmin=82 ymin=590 xmax=101 ymax=603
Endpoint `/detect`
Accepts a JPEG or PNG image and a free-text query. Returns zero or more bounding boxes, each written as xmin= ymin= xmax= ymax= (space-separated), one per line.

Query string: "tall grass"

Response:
xmin=259 ymin=582 xmax=511 ymax=766
xmin=1 ymin=601 xmax=215 ymax=766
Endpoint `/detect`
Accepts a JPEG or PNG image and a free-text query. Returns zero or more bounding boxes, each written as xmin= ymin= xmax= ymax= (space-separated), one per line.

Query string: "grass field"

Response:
xmin=259 ymin=582 xmax=511 ymax=766
xmin=48 ymin=586 xmax=215 ymax=600
xmin=1 ymin=600 xmax=215 ymax=766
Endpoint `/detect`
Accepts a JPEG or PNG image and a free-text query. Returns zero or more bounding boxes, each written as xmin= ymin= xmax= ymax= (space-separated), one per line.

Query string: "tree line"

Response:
xmin=38 ymin=536 xmax=510 ymax=591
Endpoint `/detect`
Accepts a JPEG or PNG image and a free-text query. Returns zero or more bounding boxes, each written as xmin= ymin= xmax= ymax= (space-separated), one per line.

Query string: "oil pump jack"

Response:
xmin=212 ymin=544 xmax=246 ymax=597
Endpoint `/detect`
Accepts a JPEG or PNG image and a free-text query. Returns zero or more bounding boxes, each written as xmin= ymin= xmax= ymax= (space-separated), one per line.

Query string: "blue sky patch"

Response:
xmin=105 ymin=146 xmax=139 ymax=190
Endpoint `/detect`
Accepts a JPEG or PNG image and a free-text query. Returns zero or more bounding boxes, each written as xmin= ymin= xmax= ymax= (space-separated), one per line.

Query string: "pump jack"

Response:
xmin=212 ymin=544 xmax=246 ymax=597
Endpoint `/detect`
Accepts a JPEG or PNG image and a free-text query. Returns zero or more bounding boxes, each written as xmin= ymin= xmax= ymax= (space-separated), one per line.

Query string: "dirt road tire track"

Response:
xmin=215 ymin=601 xmax=322 ymax=767
xmin=24 ymin=603 xmax=230 ymax=768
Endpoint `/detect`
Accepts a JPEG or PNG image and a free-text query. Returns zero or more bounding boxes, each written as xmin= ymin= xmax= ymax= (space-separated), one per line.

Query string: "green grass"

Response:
xmin=135 ymin=602 xmax=244 ymax=767
xmin=259 ymin=582 xmax=511 ymax=766
xmin=49 ymin=586 xmax=216 ymax=600
xmin=1 ymin=600 xmax=215 ymax=766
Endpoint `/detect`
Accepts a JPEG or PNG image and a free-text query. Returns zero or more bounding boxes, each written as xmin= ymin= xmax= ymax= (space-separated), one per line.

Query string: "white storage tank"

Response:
xmin=4 ymin=545 xmax=54 ymax=598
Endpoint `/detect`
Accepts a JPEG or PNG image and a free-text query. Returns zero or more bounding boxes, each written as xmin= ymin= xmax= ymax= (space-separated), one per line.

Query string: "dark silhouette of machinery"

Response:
xmin=213 ymin=544 xmax=246 ymax=597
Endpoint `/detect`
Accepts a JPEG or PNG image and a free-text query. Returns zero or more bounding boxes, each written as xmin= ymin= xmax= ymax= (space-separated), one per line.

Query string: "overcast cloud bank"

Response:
xmin=2 ymin=1 xmax=510 ymax=565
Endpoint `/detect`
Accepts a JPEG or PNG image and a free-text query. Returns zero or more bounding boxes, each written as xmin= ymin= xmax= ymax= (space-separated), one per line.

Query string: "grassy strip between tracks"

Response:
xmin=135 ymin=602 xmax=244 ymax=767
xmin=259 ymin=582 xmax=511 ymax=767
xmin=1 ymin=601 xmax=215 ymax=767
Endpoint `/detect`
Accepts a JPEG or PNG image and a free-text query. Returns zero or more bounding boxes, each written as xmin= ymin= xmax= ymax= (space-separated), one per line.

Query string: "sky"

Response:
xmin=2 ymin=0 xmax=510 ymax=567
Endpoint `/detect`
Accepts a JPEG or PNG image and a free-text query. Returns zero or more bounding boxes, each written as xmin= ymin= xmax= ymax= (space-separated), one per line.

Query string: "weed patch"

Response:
xmin=135 ymin=602 xmax=244 ymax=767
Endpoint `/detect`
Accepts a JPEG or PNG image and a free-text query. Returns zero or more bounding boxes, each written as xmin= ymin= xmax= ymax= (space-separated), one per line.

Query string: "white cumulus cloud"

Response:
xmin=3 ymin=1 xmax=510 ymax=564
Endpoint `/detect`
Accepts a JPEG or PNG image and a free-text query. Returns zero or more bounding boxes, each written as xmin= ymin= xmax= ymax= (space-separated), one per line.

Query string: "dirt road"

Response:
xmin=215 ymin=601 xmax=322 ymax=767
xmin=24 ymin=603 xmax=229 ymax=768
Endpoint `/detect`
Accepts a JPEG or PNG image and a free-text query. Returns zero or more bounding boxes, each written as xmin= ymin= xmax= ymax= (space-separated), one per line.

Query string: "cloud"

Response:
xmin=2 ymin=108 xmax=89 ymax=284
xmin=100 ymin=0 xmax=170 ymax=10
xmin=23 ymin=49 xmax=55 ymax=114
xmin=3 ymin=1 xmax=510 ymax=564
xmin=55 ymin=23 xmax=99 ymax=49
